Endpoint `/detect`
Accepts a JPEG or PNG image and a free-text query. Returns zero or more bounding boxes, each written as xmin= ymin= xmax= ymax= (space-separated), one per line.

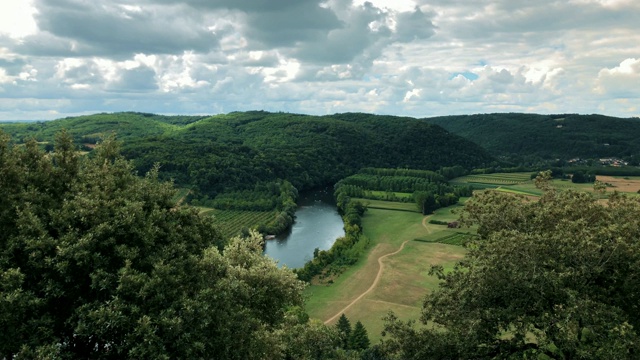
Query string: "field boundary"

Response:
xmin=365 ymin=205 xmax=419 ymax=213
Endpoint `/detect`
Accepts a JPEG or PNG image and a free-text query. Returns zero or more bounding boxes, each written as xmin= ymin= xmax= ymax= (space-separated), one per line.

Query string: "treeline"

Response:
xmin=414 ymin=187 xmax=471 ymax=215
xmin=335 ymin=168 xmax=473 ymax=215
xmin=337 ymin=174 xmax=447 ymax=193
xmin=358 ymin=166 xmax=468 ymax=180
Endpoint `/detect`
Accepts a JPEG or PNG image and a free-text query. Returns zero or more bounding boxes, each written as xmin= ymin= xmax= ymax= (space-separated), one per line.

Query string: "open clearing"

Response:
xmin=597 ymin=175 xmax=640 ymax=193
xmin=305 ymin=205 xmax=467 ymax=343
xmin=352 ymin=198 xmax=419 ymax=212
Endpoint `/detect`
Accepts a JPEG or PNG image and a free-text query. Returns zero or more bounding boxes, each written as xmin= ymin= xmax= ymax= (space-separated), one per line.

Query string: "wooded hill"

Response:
xmin=424 ymin=113 xmax=640 ymax=162
xmin=0 ymin=111 xmax=493 ymax=200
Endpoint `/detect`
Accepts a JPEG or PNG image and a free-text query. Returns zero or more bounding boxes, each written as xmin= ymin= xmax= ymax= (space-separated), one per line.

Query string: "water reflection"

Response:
xmin=264 ymin=189 xmax=345 ymax=268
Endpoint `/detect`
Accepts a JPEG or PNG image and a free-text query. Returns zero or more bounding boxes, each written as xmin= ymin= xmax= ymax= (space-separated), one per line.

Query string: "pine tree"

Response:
xmin=335 ymin=313 xmax=352 ymax=349
xmin=349 ymin=321 xmax=370 ymax=351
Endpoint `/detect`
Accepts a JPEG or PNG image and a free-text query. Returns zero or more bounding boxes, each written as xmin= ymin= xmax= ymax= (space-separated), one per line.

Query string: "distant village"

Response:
xmin=568 ymin=157 xmax=630 ymax=167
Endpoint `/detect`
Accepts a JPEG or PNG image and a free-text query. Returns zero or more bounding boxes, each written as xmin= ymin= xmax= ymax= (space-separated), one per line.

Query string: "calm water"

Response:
xmin=264 ymin=189 xmax=345 ymax=268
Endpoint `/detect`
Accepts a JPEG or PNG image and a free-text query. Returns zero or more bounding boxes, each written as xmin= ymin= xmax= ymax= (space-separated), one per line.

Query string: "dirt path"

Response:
xmin=324 ymin=215 xmax=433 ymax=324
xmin=324 ymin=239 xmax=410 ymax=324
xmin=421 ymin=214 xmax=433 ymax=233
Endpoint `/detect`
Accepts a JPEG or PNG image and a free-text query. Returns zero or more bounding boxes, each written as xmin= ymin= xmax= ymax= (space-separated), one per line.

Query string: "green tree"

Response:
xmin=414 ymin=191 xmax=437 ymax=215
xmin=336 ymin=313 xmax=352 ymax=349
xmin=381 ymin=188 xmax=640 ymax=359
xmin=349 ymin=321 xmax=370 ymax=351
xmin=0 ymin=132 xmax=305 ymax=359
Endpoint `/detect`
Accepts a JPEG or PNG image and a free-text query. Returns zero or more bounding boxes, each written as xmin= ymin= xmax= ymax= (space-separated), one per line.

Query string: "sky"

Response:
xmin=0 ymin=0 xmax=639 ymax=121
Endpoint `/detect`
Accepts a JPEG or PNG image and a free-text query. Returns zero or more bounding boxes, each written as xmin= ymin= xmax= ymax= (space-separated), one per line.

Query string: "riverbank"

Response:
xmin=264 ymin=189 xmax=345 ymax=268
xmin=304 ymin=202 xmax=470 ymax=343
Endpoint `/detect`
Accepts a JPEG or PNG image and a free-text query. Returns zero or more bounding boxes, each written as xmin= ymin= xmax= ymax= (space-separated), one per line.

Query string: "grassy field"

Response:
xmin=353 ymin=198 xmax=420 ymax=212
xmin=305 ymin=204 xmax=468 ymax=344
xmin=451 ymin=172 xmax=640 ymax=199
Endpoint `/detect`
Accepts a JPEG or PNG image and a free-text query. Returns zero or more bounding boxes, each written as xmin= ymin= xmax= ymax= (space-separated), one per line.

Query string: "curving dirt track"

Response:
xmin=323 ymin=215 xmax=432 ymax=324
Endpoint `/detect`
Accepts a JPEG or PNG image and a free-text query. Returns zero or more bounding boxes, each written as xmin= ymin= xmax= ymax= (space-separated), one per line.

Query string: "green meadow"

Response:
xmin=305 ymin=202 xmax=469 ymax=343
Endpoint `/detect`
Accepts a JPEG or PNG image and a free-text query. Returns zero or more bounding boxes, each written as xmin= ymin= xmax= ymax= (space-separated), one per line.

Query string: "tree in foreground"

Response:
xmin=349 ymin=321 xmax=370 ymax=351
xmin=0 ymin=131 xmax=306 ymax=359
xmin=336 ymin=313 xmax=352 ymax=348
xmin=381 ymin=184 xmax=640 ymax=359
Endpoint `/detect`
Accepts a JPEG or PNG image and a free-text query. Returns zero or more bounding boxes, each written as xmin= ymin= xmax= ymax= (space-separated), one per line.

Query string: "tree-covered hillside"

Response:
xmin=1 ymin=111 xmax=493 ymax=199
xmin=424 ymin=113 xmax=640 ymax=162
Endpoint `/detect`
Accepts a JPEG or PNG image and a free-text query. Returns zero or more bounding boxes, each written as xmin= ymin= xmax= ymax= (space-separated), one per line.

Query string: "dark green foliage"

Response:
xmin=425 ymin=113 xmax=640 ymax=162
xmin=349 ymin=321 xmax=370 ymax=351
xmin=1 ymin=111 xmax=493 ymax=204
xmin=380 ymin=189 xmax=640 ymax=358
xmin=335 ymin=168 xmax=472 ymax=215
xmin=0 ymin=131 xmax=306 ymax=359
xmin=336 ymin=314 xmax=352 ymax=348
xmin=338 ymin=174 xmax=445 ymax=193
xmin=428 ymin=219 xmax=449 ymax=225
xmin=414 ymin=191 xmax=437 ymax=214
xmin=437 ymin=165 xmax=468 ymax=180
xmin=571 ymin=170 xmax=596 ymax=183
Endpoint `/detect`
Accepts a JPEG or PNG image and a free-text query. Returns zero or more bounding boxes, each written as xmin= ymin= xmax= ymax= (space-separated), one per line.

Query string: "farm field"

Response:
xmin=352 ymin=198 xmax=419 ymax=212
xmin=450 ymin=172 xmax=535 ymax=186
xmin=451 ymin=172 xmax=640 ymax=198
xmin=198 ymin=208 xmax=276 ymax=238
xmin=305 ymin=203 xmax=469 ymax=343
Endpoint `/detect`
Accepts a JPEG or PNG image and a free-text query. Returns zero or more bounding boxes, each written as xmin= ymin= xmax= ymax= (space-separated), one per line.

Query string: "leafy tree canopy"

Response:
xmin=381 ymin=187 xmax=640 ymax=359
xmin=0 ymin=131 xmax=306 ymax=359
xmin=425 ymin=113 xmax=640 ymax=162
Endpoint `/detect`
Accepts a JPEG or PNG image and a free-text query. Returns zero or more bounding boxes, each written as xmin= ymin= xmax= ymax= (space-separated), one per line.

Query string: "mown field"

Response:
xmin=352 ymin=198 xmax=419 ymax=212
xmin=305 ymin=201 xmax=470 ymax=343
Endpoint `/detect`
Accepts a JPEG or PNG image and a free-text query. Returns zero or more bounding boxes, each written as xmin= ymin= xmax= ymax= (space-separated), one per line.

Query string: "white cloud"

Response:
xmin=0 ymin=0 xmax=38 ymax=39
xmin=0 ymin=0 xmax=639 ymax=120
xmin=595 ymin=58 xmax=640 ymax=97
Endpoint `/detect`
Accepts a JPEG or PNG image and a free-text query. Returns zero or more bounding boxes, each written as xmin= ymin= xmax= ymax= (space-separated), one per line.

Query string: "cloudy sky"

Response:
xmin=0 ymin=0 xmax=639 ymax=120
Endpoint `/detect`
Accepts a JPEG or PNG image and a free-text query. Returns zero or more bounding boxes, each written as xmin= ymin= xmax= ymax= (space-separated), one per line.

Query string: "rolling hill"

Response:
xmin=0 ymin=111 xmax=493 ymax=198
xmin=424 ymin=113 xmax=640 ymax=162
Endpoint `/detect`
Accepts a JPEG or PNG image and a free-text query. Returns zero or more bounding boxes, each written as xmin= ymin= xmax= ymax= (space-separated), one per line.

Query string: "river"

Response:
xmin=263 ymin=189 xmax=345 ymax=268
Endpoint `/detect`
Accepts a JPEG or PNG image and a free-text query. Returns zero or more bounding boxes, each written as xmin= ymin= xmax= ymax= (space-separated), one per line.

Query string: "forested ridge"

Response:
xmin=424 ymin=113 xmax=640 ymax=162
xmin=0 ymin=111 xmax=493 ymax=201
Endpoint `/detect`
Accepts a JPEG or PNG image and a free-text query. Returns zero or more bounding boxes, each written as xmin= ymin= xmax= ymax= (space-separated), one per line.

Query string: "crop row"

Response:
xmin=461 ymin=172 xmax=533 ymax=181
xmin=206 ymin=210 xmax=276 ymax=238
xmin=453 ymin=174 xmax=533 ymax=185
